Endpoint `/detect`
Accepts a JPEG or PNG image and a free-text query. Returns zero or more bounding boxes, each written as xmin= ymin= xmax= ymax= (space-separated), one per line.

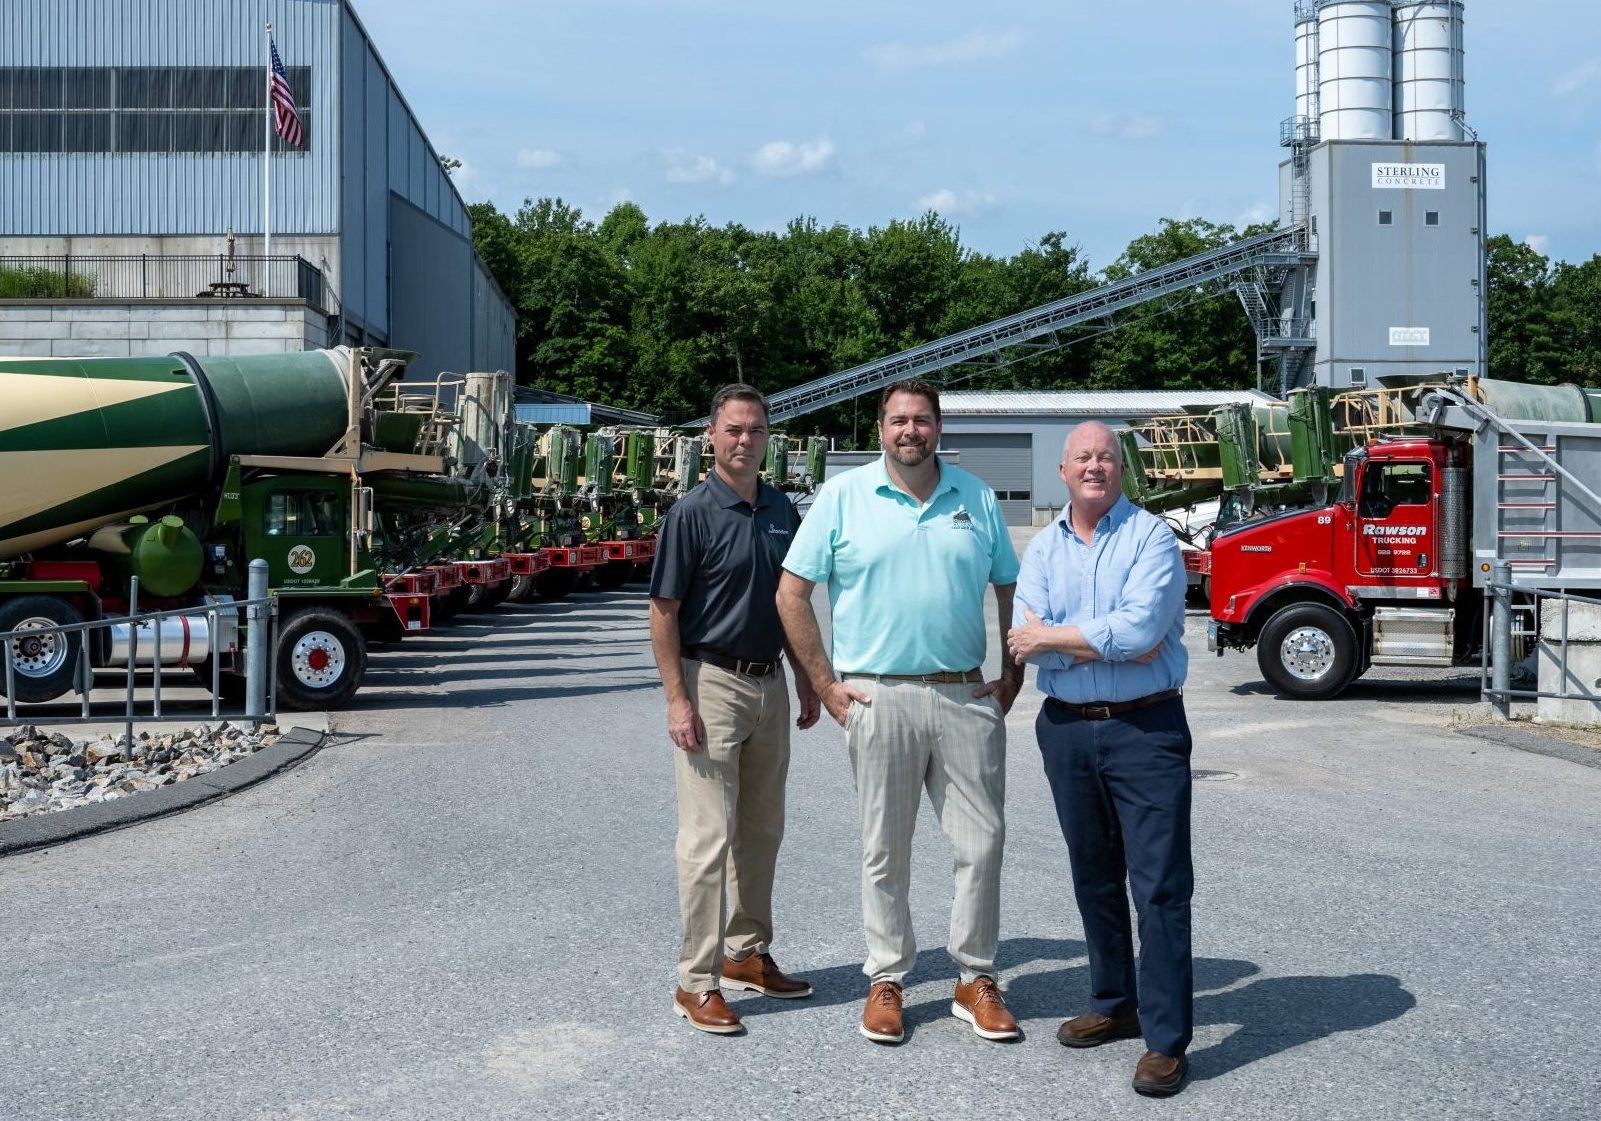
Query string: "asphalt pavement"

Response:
xmin=2 ymin=561 xmax=1598 ymax=1121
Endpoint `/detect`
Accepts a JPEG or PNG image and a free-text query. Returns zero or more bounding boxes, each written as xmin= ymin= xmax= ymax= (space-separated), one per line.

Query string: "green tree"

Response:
xmin=1090 ymin=218 xmax=1261 ymax=390
xmin=1485 ymin=234 xmax=1562 ymax=383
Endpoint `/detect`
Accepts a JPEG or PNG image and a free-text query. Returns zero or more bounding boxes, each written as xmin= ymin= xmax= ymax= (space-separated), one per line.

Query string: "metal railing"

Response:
xmin=0 ymin=254 xmax=327 ymax=311
xmin=1483 ymin=560 xmax=1601 ymax=720
xmin=1 ymin=561 xmax=279 ymax=743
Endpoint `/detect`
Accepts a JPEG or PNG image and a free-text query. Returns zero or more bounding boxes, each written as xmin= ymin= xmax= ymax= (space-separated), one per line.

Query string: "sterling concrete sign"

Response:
xmin=1372 ymin=163 xmax=1445 ymax=189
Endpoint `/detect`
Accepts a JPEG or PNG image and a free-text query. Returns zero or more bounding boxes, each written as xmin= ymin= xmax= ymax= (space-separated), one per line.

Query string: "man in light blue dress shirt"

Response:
xmin=1008 ymin=421 xmax=1194 ymax=1098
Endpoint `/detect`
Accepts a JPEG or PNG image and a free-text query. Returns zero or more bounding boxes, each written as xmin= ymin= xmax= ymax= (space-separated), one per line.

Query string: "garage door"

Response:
xmin=940 ymin=433 xmax=1033 ymax=525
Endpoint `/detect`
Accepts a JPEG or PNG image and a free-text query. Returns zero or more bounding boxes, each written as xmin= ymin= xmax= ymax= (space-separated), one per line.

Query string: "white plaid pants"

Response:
xmin=843 ymin=677 xmax=1007 ymax=984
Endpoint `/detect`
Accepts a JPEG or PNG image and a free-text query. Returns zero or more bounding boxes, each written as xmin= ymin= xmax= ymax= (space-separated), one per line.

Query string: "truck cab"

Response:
xmin=1208 ymin=436 xmax=1473 ymax=699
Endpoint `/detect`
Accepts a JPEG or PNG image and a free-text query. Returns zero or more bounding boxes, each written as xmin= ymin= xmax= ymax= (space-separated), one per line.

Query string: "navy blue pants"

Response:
xmin=1036 ymin=694 xmax=1194 ymax=1057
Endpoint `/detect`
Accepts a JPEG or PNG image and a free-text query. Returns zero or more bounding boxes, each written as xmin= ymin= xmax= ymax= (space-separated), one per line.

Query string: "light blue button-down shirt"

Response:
xmin=1013 ymin=495 xmax=1188 ymax=703
xmin=785 ymin=455 xmax=1019 ymax=675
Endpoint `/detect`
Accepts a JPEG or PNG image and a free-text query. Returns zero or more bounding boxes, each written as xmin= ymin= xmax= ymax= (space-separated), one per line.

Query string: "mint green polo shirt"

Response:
xmin=783 ymin=455 xmax=1019 ymax=675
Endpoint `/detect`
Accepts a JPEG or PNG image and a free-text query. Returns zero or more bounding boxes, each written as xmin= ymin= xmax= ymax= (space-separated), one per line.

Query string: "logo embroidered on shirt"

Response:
xmin=951 ymin=507 xmax=975 ymax=530
xmin=765 ymin=525 xmax=791 ymax=536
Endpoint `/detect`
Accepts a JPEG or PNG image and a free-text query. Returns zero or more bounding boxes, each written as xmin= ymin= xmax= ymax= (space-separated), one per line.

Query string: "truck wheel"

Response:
xmin=482 ymin=578 xmax=514 ymax=607
xmin=1257 ymin=603 xmax=1358 ymax=700
xmin=534 ymin=568 xmax=579 ymax=601
xmin=0 ymin=596 xmax=84 ymax=704
xmin=593 ymin=560 xmax=633 ymax=589
xmin=276 ymin=608 xmax=366 ymax=711
xmin=507 ymin=573 xmax=534 ymax=602
xmin=433 ymin=584 xmax=472 ymax=622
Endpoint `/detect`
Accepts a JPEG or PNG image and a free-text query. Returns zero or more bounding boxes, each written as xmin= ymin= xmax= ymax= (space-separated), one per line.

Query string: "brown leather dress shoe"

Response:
xmin=1132 ymin=1050 xmax=1188 ymax=1096
xmin=1057 ymin=1009 xmax=1141 ymax=1048
xmin=951 ymin=976 xmax=1021 ymax=1040
xmin=674 ymin=987 xmax=743 ymax=1035
xmin=721 ymin=952 xmax=813 ymax=999
xmin=859 ymin=981 xmax=904 ymax=1044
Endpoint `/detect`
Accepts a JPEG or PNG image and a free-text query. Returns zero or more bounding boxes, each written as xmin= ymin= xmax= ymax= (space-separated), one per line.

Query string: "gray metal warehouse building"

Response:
xmin=0 ymin=0 xmax=511 ymax=377
xmin=937 ymin=389 xmax=1275 ymax=525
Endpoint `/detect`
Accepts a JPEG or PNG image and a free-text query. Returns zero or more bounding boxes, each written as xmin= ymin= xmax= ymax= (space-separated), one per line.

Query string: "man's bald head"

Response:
xmin=1062 ymin=421 xmax=1123 ymax=468
xmin=1059 ymin=421 xmax=1124 ymax=527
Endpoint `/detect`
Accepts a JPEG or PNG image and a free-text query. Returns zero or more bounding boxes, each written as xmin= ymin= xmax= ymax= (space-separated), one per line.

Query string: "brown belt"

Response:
xmin=1046 ymin=689 xmax=1182 ymax=721
xmin=843 ymin=668 xmax=983 ymax=685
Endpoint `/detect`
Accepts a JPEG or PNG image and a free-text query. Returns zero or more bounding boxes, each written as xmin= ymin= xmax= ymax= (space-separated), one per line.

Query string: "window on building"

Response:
xmin=1349 ymin=366 xmax=1367 ymax=386
xmin=1378 ymin=210 xmax=1393 ymax=226
xmin=1425 ymin=210 xmax=1440 ymax=227
xmin=0 ymin=65 xmax=310 ymax=154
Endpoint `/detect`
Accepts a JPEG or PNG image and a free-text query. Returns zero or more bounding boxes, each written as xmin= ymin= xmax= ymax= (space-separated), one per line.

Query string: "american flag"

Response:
xmin=269 ymin=37 xmax=303 ymax=148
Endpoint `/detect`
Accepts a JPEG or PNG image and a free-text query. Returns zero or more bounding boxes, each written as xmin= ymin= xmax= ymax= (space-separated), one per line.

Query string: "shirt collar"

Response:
xmin=706 ymin=467 xmax=772 ymax=510
xmin=872 ymin=453 xmax=955 ymax=503
xmin=1056 ymin=494 xmax=1133 ymax=541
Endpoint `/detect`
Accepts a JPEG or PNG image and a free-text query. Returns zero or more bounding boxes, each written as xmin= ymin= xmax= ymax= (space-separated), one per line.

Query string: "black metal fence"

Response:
xmin=0 ymin=254 xmax=327 ymax=311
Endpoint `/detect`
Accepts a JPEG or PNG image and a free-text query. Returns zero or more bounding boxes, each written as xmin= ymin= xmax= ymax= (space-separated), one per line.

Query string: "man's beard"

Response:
xmin=890 ymin=439 xmax=933 ymax=467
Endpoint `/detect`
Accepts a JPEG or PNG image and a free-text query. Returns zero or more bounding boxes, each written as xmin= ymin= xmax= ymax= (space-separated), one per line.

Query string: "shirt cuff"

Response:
xmin=1078 ymin=617 xmax=1115 ymax=661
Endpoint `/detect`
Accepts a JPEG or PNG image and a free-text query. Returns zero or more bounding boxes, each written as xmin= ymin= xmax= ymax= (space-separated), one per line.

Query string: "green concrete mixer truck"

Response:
xmin=0 ymin=346 xmax=451 ymax=710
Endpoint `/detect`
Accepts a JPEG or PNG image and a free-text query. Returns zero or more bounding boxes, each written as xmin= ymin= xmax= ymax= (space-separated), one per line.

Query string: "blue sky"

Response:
xmin=353 ymin=0 xmax=1601 ymax=270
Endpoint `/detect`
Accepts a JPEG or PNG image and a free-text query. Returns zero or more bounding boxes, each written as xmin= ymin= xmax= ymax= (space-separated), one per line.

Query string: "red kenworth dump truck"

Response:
xmin=1207 ymin=381 xmax=1601 ymax=699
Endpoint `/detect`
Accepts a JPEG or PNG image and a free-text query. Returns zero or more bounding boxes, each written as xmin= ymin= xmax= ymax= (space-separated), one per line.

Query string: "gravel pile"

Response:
xmin=0 ymin=722 xmax=280 ymax=822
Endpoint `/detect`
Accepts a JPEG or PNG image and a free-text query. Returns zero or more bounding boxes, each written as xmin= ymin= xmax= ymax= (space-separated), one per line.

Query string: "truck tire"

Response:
xmin=276 ymin=608 xmax=366 ymax=711
xmin=0 ymin=596 xmax=84 ymax=704
xmin=1257 ymin=602 xmax=1359 ymax=700
xmin=534 ymin=568 xmax=579 ymax=601
xmin=481 ymin=578 xmax=514 ymax=608
xmin=507 ymin=573 xmax=534 ymax=602
xmin=593 ymin=560 xmax=633 ymax=589
xmin=433 ymin=584 xmax=472 ymax=622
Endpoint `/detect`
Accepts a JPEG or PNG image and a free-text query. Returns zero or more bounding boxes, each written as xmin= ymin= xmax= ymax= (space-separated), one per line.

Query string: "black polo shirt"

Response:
xmin=650 ymin=468 xmax=801 ymax=662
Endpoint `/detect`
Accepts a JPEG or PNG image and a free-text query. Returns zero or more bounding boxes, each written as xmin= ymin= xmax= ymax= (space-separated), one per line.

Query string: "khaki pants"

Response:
xmin=674 ymin=658 xmax=792 ymax=993
xmin=845 ymin=679 xmax=1007 ymax=984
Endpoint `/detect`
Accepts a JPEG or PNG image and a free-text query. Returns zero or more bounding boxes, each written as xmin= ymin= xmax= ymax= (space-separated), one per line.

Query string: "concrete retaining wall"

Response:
xmin=1537 ymin=598 xmax=1601 ymax=725
xmin=0 ymin=300 xmax=329 ymax=358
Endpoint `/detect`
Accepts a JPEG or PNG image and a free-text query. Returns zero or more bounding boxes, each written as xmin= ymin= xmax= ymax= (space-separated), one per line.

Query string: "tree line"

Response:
xmin=467 ymin=198 xmax=1601 ymax=438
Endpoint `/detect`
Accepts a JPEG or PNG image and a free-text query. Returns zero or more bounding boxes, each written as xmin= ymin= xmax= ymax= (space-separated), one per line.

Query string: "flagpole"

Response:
xmin=263 ymin=21 xmax=273 ymax=297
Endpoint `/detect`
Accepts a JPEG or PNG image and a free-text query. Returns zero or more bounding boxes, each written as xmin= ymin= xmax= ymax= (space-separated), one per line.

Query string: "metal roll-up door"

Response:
xmin=940 ymin=433 xmax=1032 ymax=525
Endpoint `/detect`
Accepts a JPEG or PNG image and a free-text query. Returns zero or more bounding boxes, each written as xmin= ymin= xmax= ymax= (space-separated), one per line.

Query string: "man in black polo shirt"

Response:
xmin=649 ymin=383 xmax=821 ymax=1034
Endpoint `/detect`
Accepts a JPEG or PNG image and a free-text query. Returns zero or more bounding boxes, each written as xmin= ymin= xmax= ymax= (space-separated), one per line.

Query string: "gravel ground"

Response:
xmin=1 ymin=569 xmax=1598 ymax=1121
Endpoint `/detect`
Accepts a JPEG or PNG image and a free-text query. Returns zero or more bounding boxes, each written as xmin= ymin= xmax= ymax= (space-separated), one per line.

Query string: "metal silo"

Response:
xmin=1316 ymin=0 xmax=1394 ymax=140
xmin=1294 ymin=2 xmax=1321 ymax=130
xmin=1392 ymin=1 xmax=1466 ymax=142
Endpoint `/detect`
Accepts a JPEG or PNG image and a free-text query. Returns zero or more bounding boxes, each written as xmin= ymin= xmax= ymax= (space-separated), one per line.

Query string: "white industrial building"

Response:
xmin=0 ymin=0 xmax=512 ymax=376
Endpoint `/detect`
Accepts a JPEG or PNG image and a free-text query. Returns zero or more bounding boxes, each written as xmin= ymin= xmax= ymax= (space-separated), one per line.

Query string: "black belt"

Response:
xmin=843 ymin=668 xmax=983 ymax=685
xmin=683 ymin=648 xmax=778 ymax=678
xmin=1046 ymin=689 xmax=1182 ymax=721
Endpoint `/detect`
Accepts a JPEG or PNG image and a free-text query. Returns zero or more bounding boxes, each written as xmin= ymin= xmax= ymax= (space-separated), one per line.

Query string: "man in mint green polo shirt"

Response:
xmin=777 ymin=378 xmax=1023 ymax=1046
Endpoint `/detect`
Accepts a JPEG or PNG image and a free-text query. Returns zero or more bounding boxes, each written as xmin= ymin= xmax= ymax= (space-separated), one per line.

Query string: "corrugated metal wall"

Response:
xmin=338 ymin=1 xmax=475 ymax=343
xmin=0 ymin=0 xmax=340 ymax=234
xmin=1 ymin=0 xmax=512 ymax=373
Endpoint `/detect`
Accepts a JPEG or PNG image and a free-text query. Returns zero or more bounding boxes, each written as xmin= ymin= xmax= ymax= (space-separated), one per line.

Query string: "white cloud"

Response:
xmin=516 ymin=148 xmax=562 ymax=169
xmin=865 ymin=30 xmax=1024 ymax=75
xmin=917 ymin=188 xmax=995 ymax=216
xmin=1525 ymin=234 xmax=1551 ymax=256
xmin=1236 ymin=203 xmax=1275 ymax=226
xmin=661 ymin=149 xmax=733 ymax=186
xmin=1089 ymin=113 xmax=1168 ymax=141
xmin=446 ymin=159 xmax=476 ymax=190
xmin=1553 ymin=61 xmax=1601 ymax=98
xmin=751 ymin=137 xmax=835 ymax=177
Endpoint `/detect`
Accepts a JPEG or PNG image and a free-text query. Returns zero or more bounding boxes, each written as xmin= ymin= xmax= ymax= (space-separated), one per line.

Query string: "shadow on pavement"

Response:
xmin=734 ymin=936 xmax=1414 ymax=1079
xmin=1229 ymin=677 xmax=1478 ymax=704
xmin=1189 ymin=972 xmax=1416 ymax=1081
